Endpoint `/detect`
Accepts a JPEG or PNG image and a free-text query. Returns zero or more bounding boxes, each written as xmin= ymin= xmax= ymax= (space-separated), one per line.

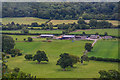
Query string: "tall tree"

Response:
xmin=2 ymin=35 xmax=15 ymax=53
xmin=85 ymin=43 xmax=93 ymax=52
xmin=33 ymin=50 xmax=49 ymax=63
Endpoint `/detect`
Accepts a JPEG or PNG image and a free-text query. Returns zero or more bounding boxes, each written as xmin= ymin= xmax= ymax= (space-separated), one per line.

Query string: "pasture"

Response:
xmin=88 ymin=40 xmax=119 ymax=59
xmin=7 ymin=35 xmax=46 ymax=42
xmin=70 ymin=29 xmax=119 ymax=37
xmin=6 ymin=40 xmax=118 ymax=78
xmin=50 ymin=20 xmax=119 ymax=26
xmin=2 ymin=17 xmax=48 ymax=25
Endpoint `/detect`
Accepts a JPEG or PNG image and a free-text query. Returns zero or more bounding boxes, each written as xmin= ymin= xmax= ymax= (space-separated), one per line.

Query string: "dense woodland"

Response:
xmin=2 ymin=2 xmax=119 ymax=20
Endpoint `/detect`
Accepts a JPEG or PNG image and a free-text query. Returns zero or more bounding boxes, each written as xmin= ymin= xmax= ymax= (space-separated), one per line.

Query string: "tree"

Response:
xmin=9 ymin=49 xmax=21 ymax=55
xmin=56 ymin=53 xmax=80 ymax=70
xmin=77 ymin=18 xmax=86 ymax=24
xmin=28 ymin=37 xmax=33 ymax=42
xmin=81 ymin=55 xmax=89 ymax=64
xmin=99 ymin=70 xmax=120 ymax=80
xmin=95 ymin=32 xmax=99 ymax=35
xmin=14 ymin=67 xmax=20 ymax=72
xmin=104 ymin=32 xmax=108 ymax=36
xmin=2 ymin=35 xmax=15 ymax=53
xmin=24 ymin=54 xmax=33 ymax=60
xmin=31 ymin=22 xmax=39 ymax=27
xmin=89 ymin=19 xmax=97 ymax=27
xmin=33 ymin=50 xmax=49 ymax=63
xmin=85 ymin=43 xmax=93 ymax=52
xmin=21 ymin=28 xmax=29 ymax=34
xmin=82 ymin=32 xmax=86 ymax=35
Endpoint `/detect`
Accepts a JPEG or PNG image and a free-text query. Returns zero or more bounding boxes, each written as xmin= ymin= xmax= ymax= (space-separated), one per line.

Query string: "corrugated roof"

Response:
xmin=63 ymin=35 xmax=75 ymax=38
xmin=40 ymin=34 xmax=54 ymax=37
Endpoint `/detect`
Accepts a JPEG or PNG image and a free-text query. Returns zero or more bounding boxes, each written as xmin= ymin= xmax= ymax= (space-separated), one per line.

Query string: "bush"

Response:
xmin=25 ymin=54 xmax=33 ymax=60
xmin=11 ymin=54 xmax=16 ymax=57
xmin=6 ymin=56 xmax=10 ymax=58
xmin=28 ymin=37 xmax=33 ymax=42
xmin=17 ymin=53 xmax=22 ymax=56
xmin=14 ymin=67 xmax=20 ymax=72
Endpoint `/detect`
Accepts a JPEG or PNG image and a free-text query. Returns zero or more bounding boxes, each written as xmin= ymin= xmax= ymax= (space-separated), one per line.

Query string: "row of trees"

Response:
xmin=2 ymin=2 xmax=119 ymax=20
xmin=2 ymin=18 xmax=117 ymax=31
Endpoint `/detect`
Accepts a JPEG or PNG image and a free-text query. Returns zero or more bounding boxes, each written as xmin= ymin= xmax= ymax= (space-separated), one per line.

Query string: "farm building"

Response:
xmin=75 ymin=36 xmax=87 ymax=40
xmin=103 ymin=36 xmax=112 ymax=39
xmin=62 ymin=35 xmax=75 ymax=39
xmin=39 ymin=34 xmax=54 ymax=38
xmin=90 ymin=35 xmax=100 ymax=39
xmin=55 ymin=36 xmax=63 ymax=39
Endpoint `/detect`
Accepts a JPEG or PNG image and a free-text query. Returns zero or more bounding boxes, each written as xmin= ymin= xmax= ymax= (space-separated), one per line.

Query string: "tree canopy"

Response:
xmin=33 ymin=50 xmax=49 ymax=63
xmin=2 ymin=35 xmax=15 ymax=53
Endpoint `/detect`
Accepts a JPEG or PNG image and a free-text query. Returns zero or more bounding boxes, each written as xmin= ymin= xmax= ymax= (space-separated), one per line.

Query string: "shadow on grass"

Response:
xmin=29 ymin=61 xmax=49 ymax=65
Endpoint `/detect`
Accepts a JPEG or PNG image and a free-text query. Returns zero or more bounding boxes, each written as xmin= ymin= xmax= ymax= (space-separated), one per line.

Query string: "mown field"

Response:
xmin=1 ymin=30 xmax=63 ymax=34
xmin=6 ymin=39 xmax=118 ymax=78
xmin=50 ymin=20 xmax=119 ymax=26
xmin=2 ymin=17 xmax=48 ymax=25
xmin=70 ymin=29 xmax=119 ymax=37
xmin=88 ymin=40 xmax=119 ymax=59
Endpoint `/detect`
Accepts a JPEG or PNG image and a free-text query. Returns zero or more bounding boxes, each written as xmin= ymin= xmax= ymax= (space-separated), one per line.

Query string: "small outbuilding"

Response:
xmin=75 ymin=36 xmax=87 ymax=40
xmin=90 ymin=35 xmax=100 ymax=39
xmin=62 ymin=35 xmax=75 ymax=40
xmin=103 ymin=36 xmax=112 ymax=39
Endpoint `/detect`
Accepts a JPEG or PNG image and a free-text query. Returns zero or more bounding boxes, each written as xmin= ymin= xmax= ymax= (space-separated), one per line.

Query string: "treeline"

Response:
xmin=2 ymin=2 xmax=119 ymax=20
xmin=2 ymin=18 xmax=118 ymax=31
xmin=89 ymin=56 xmax=120 ymax=62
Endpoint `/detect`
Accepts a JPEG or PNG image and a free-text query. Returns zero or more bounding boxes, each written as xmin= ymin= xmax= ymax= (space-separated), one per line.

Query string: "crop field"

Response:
xmin=88 ymin=40 xmax=119 ymax=59
xmin=2 ymin=17 xmax=48 ymax=25
xmin=6 ymin=40 xmax=118 ymax=78
xmin=70 ymin=29 xmax=119 ymax=37
xmin=2 ymin=30 xmax=63 ymax=34
xmin=50 ymin=20 xmax=119 ymax=26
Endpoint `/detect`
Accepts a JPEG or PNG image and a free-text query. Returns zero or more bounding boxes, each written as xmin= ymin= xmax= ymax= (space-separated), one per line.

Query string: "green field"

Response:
xmin=7 ymin=35 xmax=46 ymax=42
xmin=50 ymin=20 xmax=119 ymax=26
xmin=2 ymin=17 xmax=48 ymax=25
xmin=70 ymin=29 xmax=119 ymax=37
xmin=2 ymin=30 xmax=63 ymax=34
xmin=6 ymin=40 xmax=118 ymax=78
xmin=88 ymin=40 xmax=118 ymax=59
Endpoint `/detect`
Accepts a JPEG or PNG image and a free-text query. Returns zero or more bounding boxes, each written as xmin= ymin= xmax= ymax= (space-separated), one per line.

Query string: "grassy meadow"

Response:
xmin=6 ymin=40 xmax=118 ymax=78
xmin=7 ymin=35 xmax=46 ymax=42
xmin=88 ymin=40 xmax=119 ymax=59
xmin=70 ymin=29 xmax=119 ymax=37
xmin=2 ymin=17 xmax=48 ymax=25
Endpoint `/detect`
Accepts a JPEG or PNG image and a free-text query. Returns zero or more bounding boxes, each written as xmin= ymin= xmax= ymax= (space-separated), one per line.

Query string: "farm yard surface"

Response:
xmin=6 ymin=40 xmax=118 ymax=78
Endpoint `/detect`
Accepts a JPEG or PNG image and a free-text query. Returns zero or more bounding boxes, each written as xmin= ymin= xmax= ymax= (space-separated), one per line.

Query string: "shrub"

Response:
xmin=6 ymin=56 xmax=10 ymax=58
xmin=25 ymin=54 xmax=33 ymax=60
xmin=9 ymin=49 xmax=21 ymax=55
xmin=14 ymin=67 xmax=20 ymax=72
xmin=11 ymin=54 xmax=15 ymax=57
xmin=28 ymin=37 xmax=33 ymax=42
xmin=17 ymin=53 xmax=22 ymax=56
xmin=24 ymin=38 xmax=26 ymax=41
